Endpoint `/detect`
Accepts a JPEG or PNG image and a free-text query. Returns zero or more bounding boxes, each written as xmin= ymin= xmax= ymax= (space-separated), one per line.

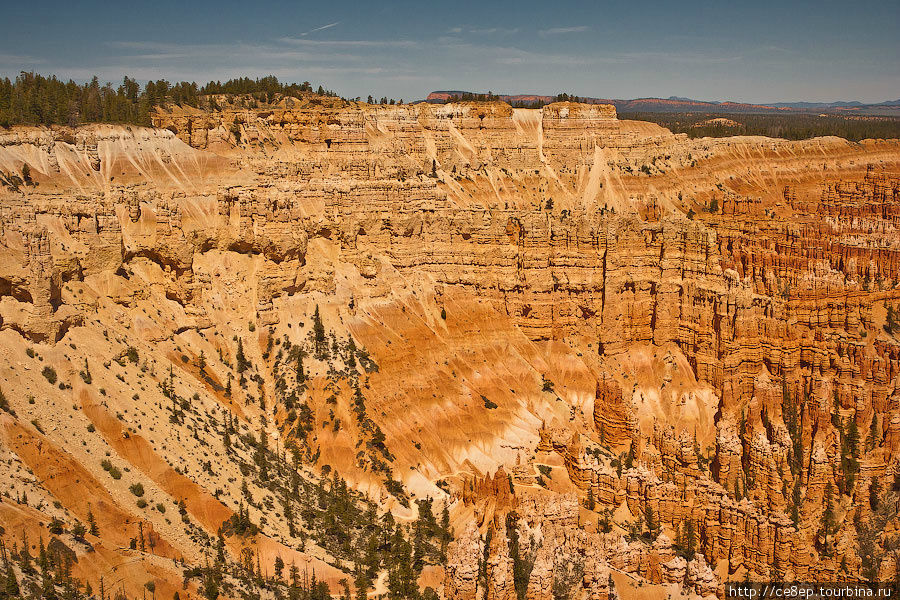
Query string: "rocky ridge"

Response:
xmin=0 ymin=98 xmax=899 ymax=598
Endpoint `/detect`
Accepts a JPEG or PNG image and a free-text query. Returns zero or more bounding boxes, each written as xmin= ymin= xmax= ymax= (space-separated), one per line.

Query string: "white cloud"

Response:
xmin=299 ymin=22 xmax=340 ymax=36
xmin=469 ymin=27 xmax=519 ymax=35
xmin=445 ymin=26 xmax=520 ymax=36
xmin=0 ymin=54 xmax=44 ymax=65
xmin=618 ymin=51 xmax=742 ymax=64
xmin=277 ymin=37 xmax=418 ymax=48
xmin=539 ymin=26 xmax=589 ymax=37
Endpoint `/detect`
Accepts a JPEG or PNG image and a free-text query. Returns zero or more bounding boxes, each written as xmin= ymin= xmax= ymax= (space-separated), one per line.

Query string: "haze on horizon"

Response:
xmin=2 ymin=0 xmax=897 ymax=105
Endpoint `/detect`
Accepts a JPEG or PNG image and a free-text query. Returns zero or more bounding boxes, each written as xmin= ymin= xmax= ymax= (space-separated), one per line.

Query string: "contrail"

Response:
xmin=300 ymin=22 xmax=340 ymax=36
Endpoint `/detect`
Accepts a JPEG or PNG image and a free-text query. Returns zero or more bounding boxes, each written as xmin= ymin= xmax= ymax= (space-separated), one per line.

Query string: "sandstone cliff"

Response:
xmin=0 ymin=99 xmax=899 ymax=598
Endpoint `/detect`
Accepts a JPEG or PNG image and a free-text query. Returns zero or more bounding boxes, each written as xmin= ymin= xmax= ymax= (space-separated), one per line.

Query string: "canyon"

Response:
xmin=0 ymin=93 xmax=899 ymax=599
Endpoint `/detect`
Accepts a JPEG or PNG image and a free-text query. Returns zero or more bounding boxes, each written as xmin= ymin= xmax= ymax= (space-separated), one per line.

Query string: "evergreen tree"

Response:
xmin=313 ymin=306 xmax=326 ymax=357
xmin=870 ymin=478 xmax=881 ymax=511
xmin=296 ymin=353 xmax=306 ymax=385
xmin=5 ymin=560 xmax=19 ymax=596
xmin=386 ymin=525 xmax=417 ymax=600
xmin=644 ymin=505 xmax=658 ymax=539
xmin=506 ymin=512 xmax=535 ymax=600
xmin=440 ymin=504 xmax=451 ymax=562
xmin=682 ymin=518 xmax=696 ymax=559
xmin=236 ymin=339 xmax=248 ymax=373
xmin=867 ymin=414 xmax=880 ymax=452
xmin=848 ymin=418 xmax=860 ymax=458
xmin=87 ymin=510 xmax=99 ymax=536
xmin=821 ymin=481 xmax=835 ymax=555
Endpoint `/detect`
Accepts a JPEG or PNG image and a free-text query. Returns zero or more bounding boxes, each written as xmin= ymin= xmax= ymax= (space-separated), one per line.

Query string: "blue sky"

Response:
xmin=2 ymin=0 xmax=897 ymax=103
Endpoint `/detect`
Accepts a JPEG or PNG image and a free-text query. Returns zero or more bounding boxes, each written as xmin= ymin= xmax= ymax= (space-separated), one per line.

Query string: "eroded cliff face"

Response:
xmin=1 ymin=99 xmax=899 ymax=598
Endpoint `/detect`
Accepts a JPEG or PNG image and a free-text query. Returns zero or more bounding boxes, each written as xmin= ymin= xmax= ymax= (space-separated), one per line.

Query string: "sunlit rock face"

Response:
xmin=1 ymin=97 xmax=899 ymax=597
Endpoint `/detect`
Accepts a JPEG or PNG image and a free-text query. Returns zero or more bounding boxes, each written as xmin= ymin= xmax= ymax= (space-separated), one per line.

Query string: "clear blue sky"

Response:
xmin=2 ymin=0 xmax=897 ymax=103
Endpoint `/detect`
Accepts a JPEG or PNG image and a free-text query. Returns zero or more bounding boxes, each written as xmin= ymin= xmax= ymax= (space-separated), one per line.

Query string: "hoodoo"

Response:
xmin=1 ymin=92 xmax=900 ymax=598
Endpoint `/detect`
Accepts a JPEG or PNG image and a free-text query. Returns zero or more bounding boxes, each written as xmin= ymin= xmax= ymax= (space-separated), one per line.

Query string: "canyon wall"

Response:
xmin=0 ymin=99 xmax=899 ymax=597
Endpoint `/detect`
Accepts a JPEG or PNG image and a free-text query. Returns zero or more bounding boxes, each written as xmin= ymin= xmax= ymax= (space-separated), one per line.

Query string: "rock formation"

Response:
xmin=0 ymin=97 xmax=899 ymax=598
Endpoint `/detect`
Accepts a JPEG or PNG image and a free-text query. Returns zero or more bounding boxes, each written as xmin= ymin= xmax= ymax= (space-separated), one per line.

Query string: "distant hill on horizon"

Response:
xmin=424 ymin=90 xmax=900 ymax=115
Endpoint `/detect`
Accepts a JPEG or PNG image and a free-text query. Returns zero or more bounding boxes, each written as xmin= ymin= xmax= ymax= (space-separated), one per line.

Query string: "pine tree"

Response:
xmin=88 ymin=510 xmax=99 ymax=536
xmin=848 ymin=418 xmax=860 ymax=458
xmin=18 ymin=531 xmax=31 ymax=573
xmin=870 ymin=477 xmax=881 ymax=511
xmin=840 ymin=416 xmax=860 ymax=493
xmin=822 ymin=481 xmax=835 ymax=555
xmin=867 ymin=414 xmax=879 ymax=452
xmin=313 ymin=306 xmax=326 ymax=357
xmin=682 ymin=518 xmax=696 ymax=559
xmin=297 ymin=353 xmax=306 ymax=385
xmin=216 ymin=531 xmax=226 ymax=566
xmin=586 ymin=486 xmax=596 ymax=511
xmin=644 ymin=505 xmax=657 ymax=539
xmin=37 ymin=537 xmax=48 ymax=575
xmin=203 ymin=567 xmax=219 ymax=600
xmin=355 ymin=571 xmax=370 ymax=600
xmin=505 ymin=512 xmax=535 ymax=600
xmin=5 ymin=560 xmax=19 ymax=596
xmin=0 ymin=387 xmax=10 ymax=414
xmin=440 ymin=504 xmax=451 ymax=563
xmin=236 ymin=339 xmax=248 ymax=373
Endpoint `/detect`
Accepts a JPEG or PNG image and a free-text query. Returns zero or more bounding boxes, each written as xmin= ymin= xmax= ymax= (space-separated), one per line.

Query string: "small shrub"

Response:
xmin=42 ymin=366 xmax=57 ymax=384
xmin=126 ymin=347 xmax=139 ymax=363
xmin=71 ymin=522 xmax=87 ymax=541
xmin=48 ymin=518 xmax=64 ymax=535
xmin=136 ymin=498 xmax=148 ymax=508
xmin=129 ymin=483 xmax=145 ymax=497
xmin=79 ymin=359 xmax=92 ymax=384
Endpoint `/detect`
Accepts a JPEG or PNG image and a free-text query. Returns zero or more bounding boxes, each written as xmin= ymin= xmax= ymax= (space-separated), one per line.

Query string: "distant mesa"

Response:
xmin=425 ymin=90 xmax=900 ymax=115
xmin=694 ymin=117 xmax=741 ymax=128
